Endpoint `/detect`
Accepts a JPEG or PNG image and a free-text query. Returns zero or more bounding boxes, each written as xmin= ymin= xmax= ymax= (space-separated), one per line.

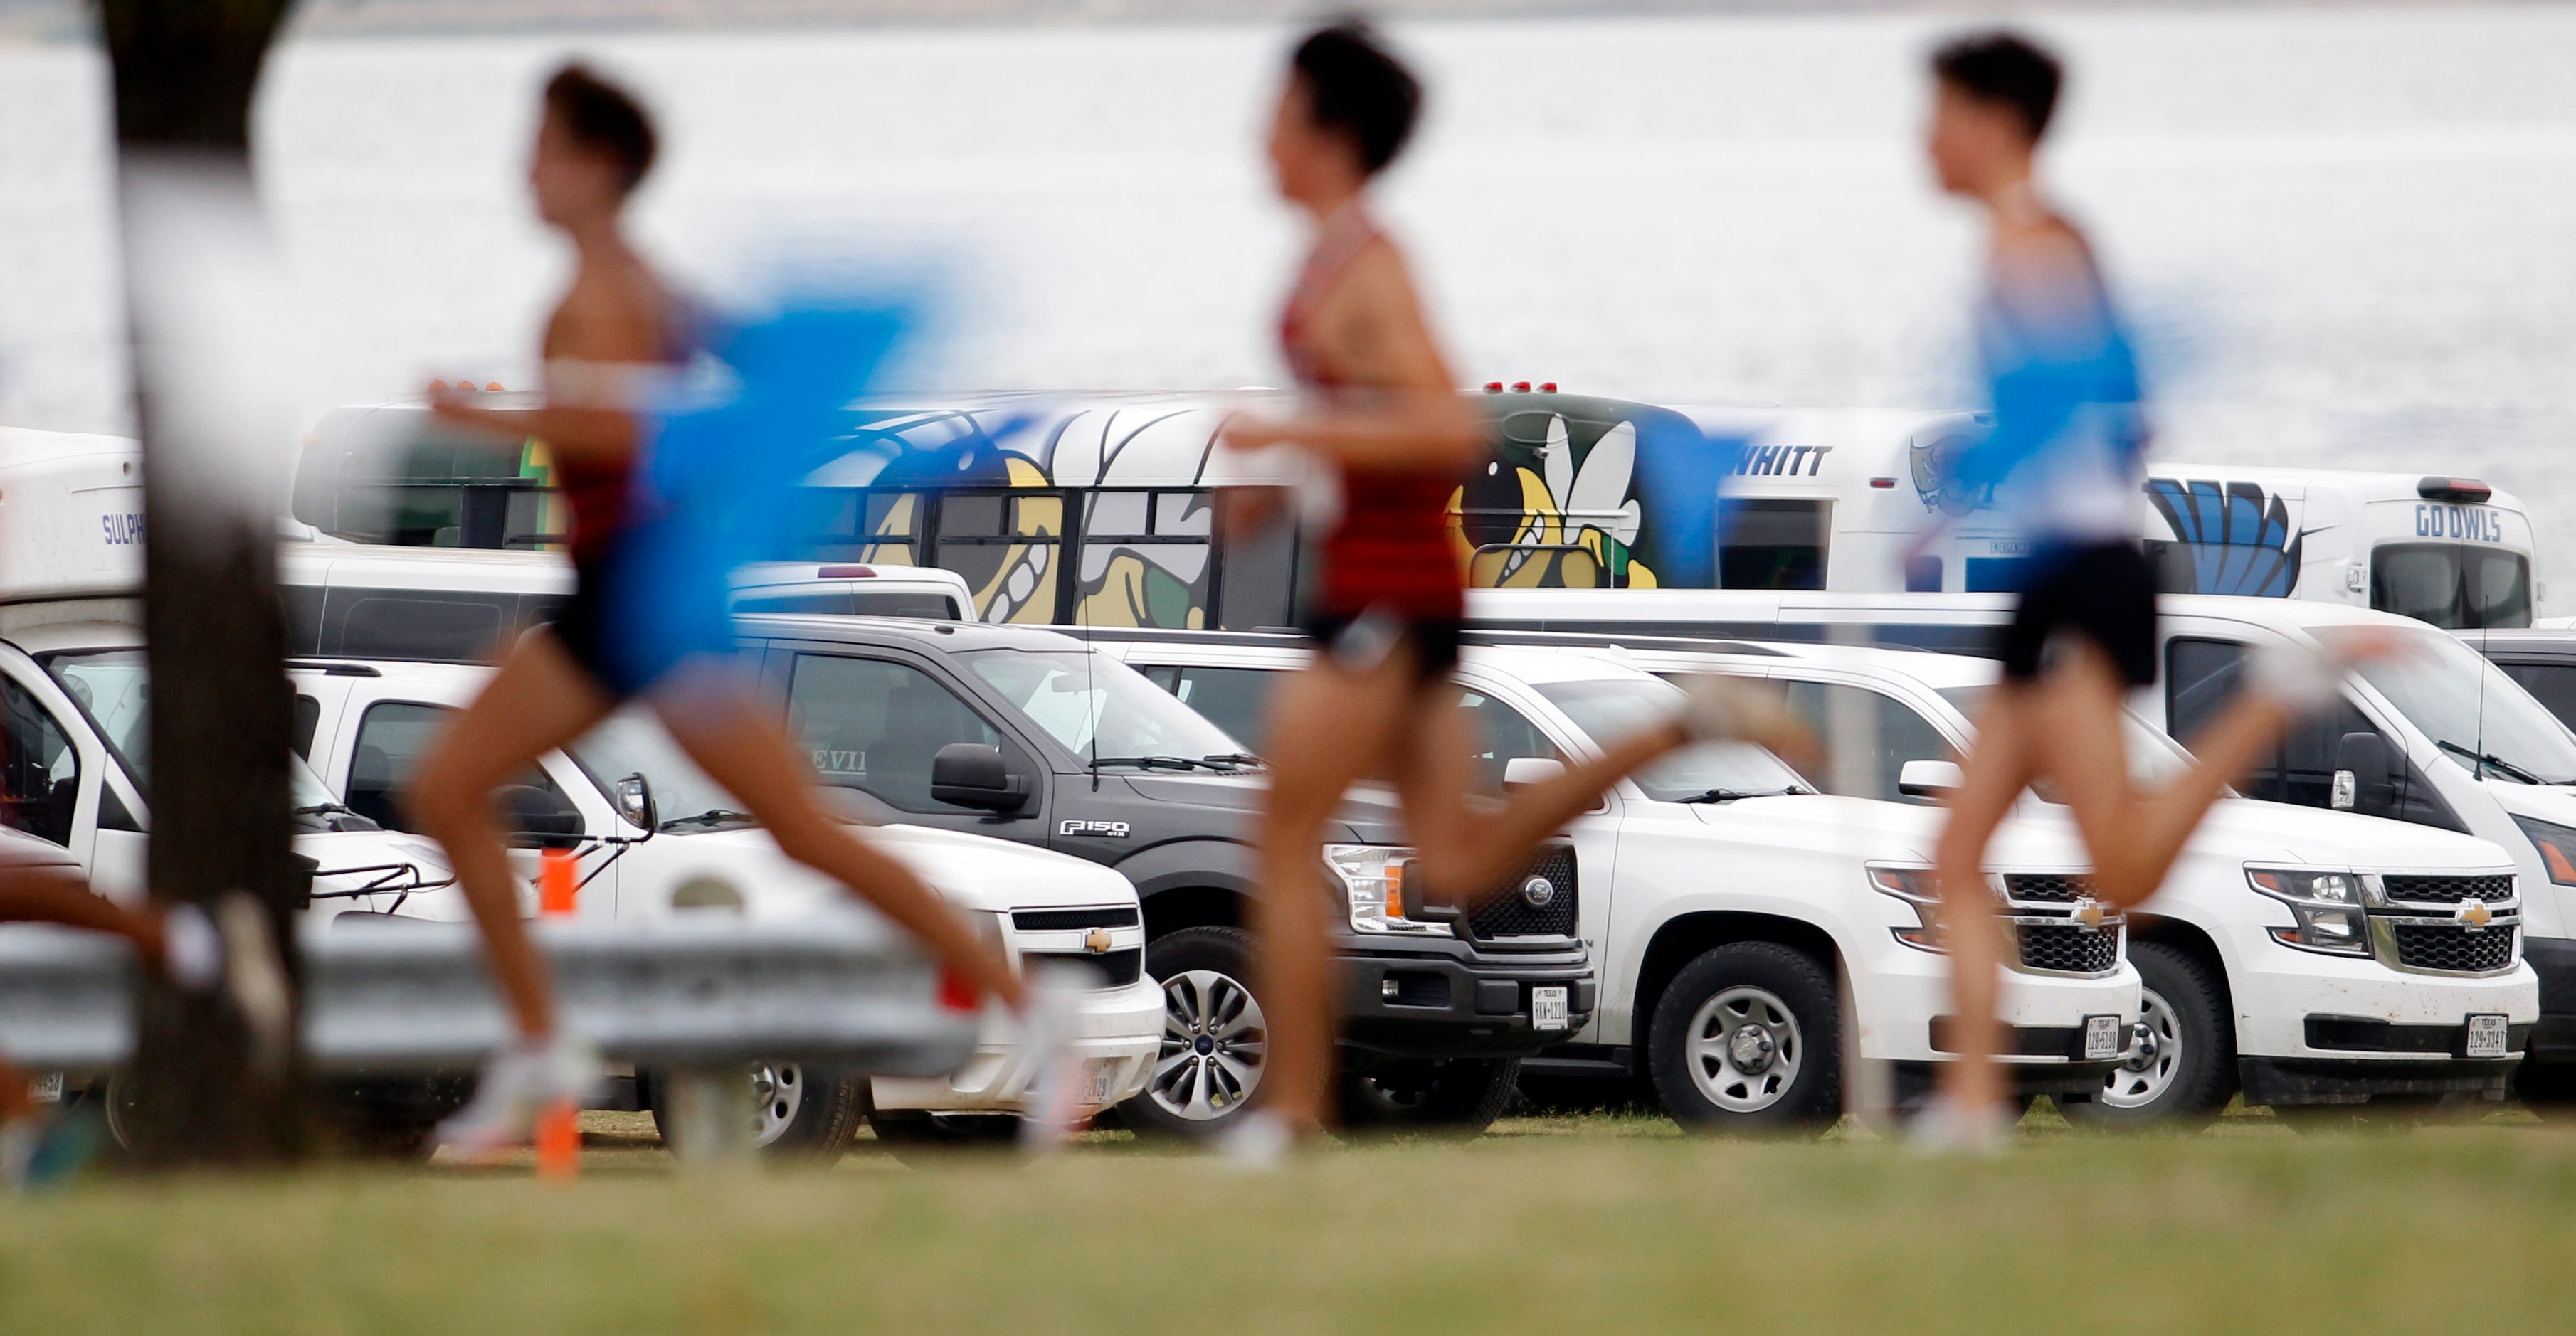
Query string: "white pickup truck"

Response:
xmin=1087 ymin=630 xmax=2142 ymax=1128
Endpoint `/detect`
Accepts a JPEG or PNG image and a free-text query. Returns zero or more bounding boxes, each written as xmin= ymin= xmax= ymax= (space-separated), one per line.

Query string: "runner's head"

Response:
xmin=1271 ymin=19 xmax=1421 ymax=207
xmin=533 ymin=63 xmax=658 ymax=226
xmin=1927 ymin=31 xmax=2059 ymax=197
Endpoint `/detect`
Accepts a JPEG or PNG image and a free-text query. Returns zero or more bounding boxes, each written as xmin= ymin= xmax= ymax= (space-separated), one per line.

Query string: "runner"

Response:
xmin=1218 ymin=21 xmax=1798 ymax=1161
xmin=413 ymin=65 xmax=1071 ymax=1155
xmin=0 ymin=861 xmax=286 ymax=1189
xmin=1911 ymin=31 xmax=2381 ymax=1151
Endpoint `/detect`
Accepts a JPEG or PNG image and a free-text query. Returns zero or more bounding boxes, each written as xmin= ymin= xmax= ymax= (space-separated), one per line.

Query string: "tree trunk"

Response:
xmin=100 ymin=0 xmax=309 ymax=1166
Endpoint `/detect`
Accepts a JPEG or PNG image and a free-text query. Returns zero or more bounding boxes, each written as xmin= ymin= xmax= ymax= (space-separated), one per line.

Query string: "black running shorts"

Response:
xmin=1997 ymin=541 xmax=2160 ymax=688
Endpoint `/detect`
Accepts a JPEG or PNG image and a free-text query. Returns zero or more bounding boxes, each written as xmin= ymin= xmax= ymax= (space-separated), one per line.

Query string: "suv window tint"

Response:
xmin=292 ymin=694 xmax=321 ymax=759
xmin=0 ymin=679 xmax=78 ymax=846
xmin=2166 ymin=637 xmax=2421 ymax=814
xmin=326 ymin=590 xmax=512 ymax=661
xmin=348 ymin=701 xmax=564 ymax=832
xmin=2498 ymin=661 xmax=2576 ymax=731
xmin=1458 ymin=691 xmax=1560 ymax=796
xmin=1779 ymin=680 xmax=1958 ymax=803
xmin=786 ymin=655 xmax=1003 ymax=812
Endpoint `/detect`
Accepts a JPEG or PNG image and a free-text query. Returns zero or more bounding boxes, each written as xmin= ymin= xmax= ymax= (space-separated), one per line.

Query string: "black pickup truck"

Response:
xmin=729 ymin=613 xmax=1595 ymax=1135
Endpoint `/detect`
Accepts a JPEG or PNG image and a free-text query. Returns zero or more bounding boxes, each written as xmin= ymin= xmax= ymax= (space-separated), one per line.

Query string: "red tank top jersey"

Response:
xmin=548 ymin=291 xmax=695 ymax=566
xmin=1279 ymin=208 xmax=1465 ymax=621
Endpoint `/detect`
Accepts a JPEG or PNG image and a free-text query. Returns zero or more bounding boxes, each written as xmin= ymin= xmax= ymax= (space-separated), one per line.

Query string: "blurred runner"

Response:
xmin=1911 ymin=32 xmax=2382 ymax=1152
xmin=1218 ymin=21 xmax=1798 ymax=1163
xmin=0 ymin=861 xmax=287 ymax=1189
xmin=414 ymin=65 xmax=1070 ymax=1156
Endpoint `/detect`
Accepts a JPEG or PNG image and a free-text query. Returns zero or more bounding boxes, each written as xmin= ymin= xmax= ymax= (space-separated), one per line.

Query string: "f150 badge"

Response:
xmin=1060 ymin=820 xmax=1130 ymax=839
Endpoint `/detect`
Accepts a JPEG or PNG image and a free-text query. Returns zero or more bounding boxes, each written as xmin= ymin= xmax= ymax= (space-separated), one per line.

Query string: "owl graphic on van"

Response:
xmin=1909 ymin=431 xmax=1990 ymax=517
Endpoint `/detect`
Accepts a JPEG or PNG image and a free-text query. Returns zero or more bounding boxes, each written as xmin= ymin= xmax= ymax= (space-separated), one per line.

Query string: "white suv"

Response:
xmin=1090 ymin=631 xmax=2141 ymax=1128
xmin=286 ymin=657 xmax=1162 ymax=1156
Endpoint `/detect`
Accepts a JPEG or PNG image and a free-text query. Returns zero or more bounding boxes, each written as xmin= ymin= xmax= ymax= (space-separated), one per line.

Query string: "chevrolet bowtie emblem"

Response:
xmin=1084 ymin=928 xmax=1113 ymax=954
xmin=2074 ymin=898 xmax=2107 ymax=931
xmin=2460 ymin=900 xmax=2493 ymax=931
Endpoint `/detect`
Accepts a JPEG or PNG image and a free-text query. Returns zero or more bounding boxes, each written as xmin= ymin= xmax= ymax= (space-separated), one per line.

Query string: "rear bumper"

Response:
xmin=1334 ymin=935 xmax=1595 ymax=1059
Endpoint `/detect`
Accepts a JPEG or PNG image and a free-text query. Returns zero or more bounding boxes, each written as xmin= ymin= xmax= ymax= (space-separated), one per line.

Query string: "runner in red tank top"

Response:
xmin=1212 ymin=22 xmax=1805 ymax=1163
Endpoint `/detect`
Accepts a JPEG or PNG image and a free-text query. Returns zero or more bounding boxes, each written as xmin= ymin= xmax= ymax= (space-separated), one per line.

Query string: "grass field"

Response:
xmin=5 ymin=1106 xmax=2575 ymax=1335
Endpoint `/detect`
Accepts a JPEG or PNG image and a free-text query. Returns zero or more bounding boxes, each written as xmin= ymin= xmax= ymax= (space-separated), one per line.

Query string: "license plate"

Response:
xmin=1533 ymin=986 xmax=1570 ymax=1032
xmin=26 ymin=1072 xmax=60 ymax=1104
xmin=2083 ymin=1014 xmax=2123 ymax=1061
xmin=1084 ymin=1061 xmax=1120 ymax=1107
xmin=2467 ymin=1013 xmax=2511 ymax=1059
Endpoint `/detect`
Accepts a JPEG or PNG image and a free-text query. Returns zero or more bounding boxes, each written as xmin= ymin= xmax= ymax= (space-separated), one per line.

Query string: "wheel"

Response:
xmin=2064 ymin=941 xmax=2234 ymax=1128
xmin=648 ymin=1062 xmax=866 ymax=1163
xmin=1117 ymin=926 xmax=1269 ymax=1139
xmin=2515 ymin=1058 xmax=2576 ymax=1119
xmin=1646 ymin=942 xmax=1841 ymax=1133
xmin=1336 ymin=1058 xmax=1521 ymax=1135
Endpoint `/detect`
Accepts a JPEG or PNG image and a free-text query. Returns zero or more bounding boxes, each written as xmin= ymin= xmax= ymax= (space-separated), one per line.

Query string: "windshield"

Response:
xmin=2358 ymin=629 xmax=2576 ymax=784
xmin=1534 ymin=677 xmax=1810 ymax=802
xmin=1936 ymin=684 xmax=2196 ymax=789
xmin=962 ymin=649 xmax=1249 ymax=767
xmin=43 ymin=647 xmax=339 ymax=809
xmin=566 ymin=709 xmax=751 ymax=829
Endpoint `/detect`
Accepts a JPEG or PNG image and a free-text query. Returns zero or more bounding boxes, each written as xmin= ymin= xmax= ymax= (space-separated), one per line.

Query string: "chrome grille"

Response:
xmin=1466 ymin=844 xmax=1578 ymax=940
xmin=2387 ymin=923 xmax=2516 ymax=975
xmin=2015 ymin=923 xmax=2119 ymax=975
xmin=2380 ymin=875 xmax=2514 ymax=907
xmin=2003 ymin=874 xmax=2091 ymax=904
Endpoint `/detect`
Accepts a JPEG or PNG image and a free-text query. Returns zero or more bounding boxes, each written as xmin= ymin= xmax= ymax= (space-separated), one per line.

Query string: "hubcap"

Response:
xmin=2099 ymin=986 xmax=2182 ymax=1110
xmin=1149 ymin=969 xmax=1267 ymax=1122
xmin=1684 ymin=985 xmax=1803 ymax=1113
xmin=749 ymin=1062 xmax=803 ymax=1146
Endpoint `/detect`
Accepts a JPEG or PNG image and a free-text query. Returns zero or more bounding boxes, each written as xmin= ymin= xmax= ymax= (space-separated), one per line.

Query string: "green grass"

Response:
xmin=6 ymin=1109 xmax=2576 ymax=1335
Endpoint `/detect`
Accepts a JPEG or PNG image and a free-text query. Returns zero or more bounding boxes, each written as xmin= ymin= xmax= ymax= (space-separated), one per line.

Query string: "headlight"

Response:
xmin=1324 ymin=844 xmax=1451 ymax=937
xmin=2247 ymin=867 xmax=2370 ymax=956
xmin=1868 ymin=865 xmax=1944 ymax=952
xmin=2513 ymin=815 xmax=2576 ymax=885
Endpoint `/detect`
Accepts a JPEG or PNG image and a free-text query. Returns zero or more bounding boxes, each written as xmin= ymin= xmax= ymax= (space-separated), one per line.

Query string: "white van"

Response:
xmin=1472 ymin=630 xmax=2535 ymax=1121
xmin=1470 ymin=585 xmax=2576 ymax=1110
xmin=1088 ymin=630 xmax=2143 ymax=1127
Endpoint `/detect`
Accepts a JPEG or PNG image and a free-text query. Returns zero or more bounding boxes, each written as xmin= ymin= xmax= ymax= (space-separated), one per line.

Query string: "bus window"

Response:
xmin=2372 ymin=544 xmax=2530 ymax=629
xmin=1072 ymin=489 xmax=1216 ymax=630
xmin=937 ymin=490 xmax=1065 ymax=625
xmin=1719 ymin=500 xmax=1828 ymax=591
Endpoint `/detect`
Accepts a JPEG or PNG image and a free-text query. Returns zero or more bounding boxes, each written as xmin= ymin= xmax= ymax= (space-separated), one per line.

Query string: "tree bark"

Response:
xmin=100 ymin=0 xmax=310 ymax=1166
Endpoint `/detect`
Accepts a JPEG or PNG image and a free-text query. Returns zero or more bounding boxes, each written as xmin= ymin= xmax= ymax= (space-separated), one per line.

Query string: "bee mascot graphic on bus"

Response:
xmin=1455 ymin=396 xmax=1726 ymax=590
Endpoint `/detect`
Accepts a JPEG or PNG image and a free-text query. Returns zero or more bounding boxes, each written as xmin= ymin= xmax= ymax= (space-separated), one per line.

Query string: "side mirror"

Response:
xmin=1503 ymin=757 xmax=1567 ymax=789
xmin=498 ymin=783 xmax=584 ymax=849
xmin=1898 ymin=759 xmax=1964 ymax=799
xmin=931 ymin=743 xmax=1030 ymax=815
xmin=613 ymin=772 xmax=658 ymax=832
xmin=2333 ymin=731 xmax=2396 ymax=815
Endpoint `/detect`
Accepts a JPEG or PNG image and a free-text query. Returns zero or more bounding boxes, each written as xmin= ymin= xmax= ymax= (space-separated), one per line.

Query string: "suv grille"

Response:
xmin=1012 ymin=906 xmax=1141 ymax=931
xmin=1025 ymin=946 xmax=1144 ymax=988
xmin=2388 ymin=923 xmax=2516 ymax=975
xmin=1467 ymin=844 xmax=1578 ymax=940
xmin=2380 ymin=875 xmax=2514 ymax=906
xmin=2016 ymin=923 xmax=2118 ymax=975
xmin=2004 ymin=874 xmax=2092 ymax=904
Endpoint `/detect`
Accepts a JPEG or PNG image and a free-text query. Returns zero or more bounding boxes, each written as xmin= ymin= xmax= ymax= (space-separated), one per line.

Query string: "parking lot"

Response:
xmin=5 ymin=1106 xmax=2575 ymax=1334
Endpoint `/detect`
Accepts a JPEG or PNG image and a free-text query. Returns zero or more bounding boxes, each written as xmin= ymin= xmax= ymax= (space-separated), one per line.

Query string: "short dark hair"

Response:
xmin=1931 ymin=31 xmax=2063 ymax=142
xmin=1290 ymin=19 xmax=1422 ymax=176
xmin=544 ymin=63 xmax=657 ymax=193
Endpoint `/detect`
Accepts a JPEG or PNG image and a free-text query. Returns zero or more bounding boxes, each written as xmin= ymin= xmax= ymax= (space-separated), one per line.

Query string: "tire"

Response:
xmin=2064 ymin=941 xmax=2234 ymax=1128
xmin=648 ymin=1062 xmax=866 ymax=1164
xmin=1336 ymin=1058 xmax=1521 ymax=1135
xmin=1647 ymin=942 xmax=1841 ymax=1133
xmin=2515 ymin=1057 xmax=2576 ymax=1119
xmin=1117 ymin=926 xmax=1269 ymax=1140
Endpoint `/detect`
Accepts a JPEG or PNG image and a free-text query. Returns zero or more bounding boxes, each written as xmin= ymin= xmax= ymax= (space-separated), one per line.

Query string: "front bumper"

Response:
xmin=1334 ymin=933 xmax=1595 ymax=1059
xmin=1856 ymin=936 xmax=2139 ymax=1066
xmin=2217 ymin=921 xmax=2538 ymax=1073
xmin=869 ymin=976 xmax=1162 ymax=1115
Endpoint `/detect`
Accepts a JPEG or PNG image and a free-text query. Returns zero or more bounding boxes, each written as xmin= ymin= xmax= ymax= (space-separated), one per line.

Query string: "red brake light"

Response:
xmin=1869 ymin=477 xmax=1899 ymax=489
xmin=2417 ymin=477 xmax=2493 ymax=504
xmin=817 ymin=565 xmax=877 ymax=578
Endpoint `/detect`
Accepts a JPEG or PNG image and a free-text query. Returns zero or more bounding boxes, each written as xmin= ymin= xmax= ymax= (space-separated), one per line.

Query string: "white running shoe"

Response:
xmin=1015 ymin=964 xmax=1089 ymax=1156
xmin=2247 ymin=640 xmax=2353 ymax=714
xmin=435 ymin=1032 xmax=603 ymax=1157
xmin=1906 ymin=1096 xmax=2017 ymax=1157
xmin=1211 ymin=1109 xmax=1296 ymax=1172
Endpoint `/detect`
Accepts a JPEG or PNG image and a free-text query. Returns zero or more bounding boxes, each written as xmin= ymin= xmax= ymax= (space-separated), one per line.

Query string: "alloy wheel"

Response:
xmin=1148 ymin=969 xmax=1266 ymax=1122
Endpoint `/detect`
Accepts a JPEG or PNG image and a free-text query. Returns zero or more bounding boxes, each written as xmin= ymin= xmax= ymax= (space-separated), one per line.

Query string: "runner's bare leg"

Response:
xmin=409 ymin=632 xmax=618 ymax=1039
xmin=1932 ymin=682 xmax=2043 ymax=1115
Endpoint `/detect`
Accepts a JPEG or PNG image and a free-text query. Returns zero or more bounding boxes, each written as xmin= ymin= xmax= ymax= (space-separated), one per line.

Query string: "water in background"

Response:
xmin=6 ymin=8 xmax=2576 ymax=592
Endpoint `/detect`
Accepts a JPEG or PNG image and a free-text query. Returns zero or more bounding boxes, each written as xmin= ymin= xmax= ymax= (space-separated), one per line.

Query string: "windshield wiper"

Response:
xmin=1674 ymin=786 xmax=1808 ymax=804
xmin=1200 ymin=752 xmax=1263 ymax=769
xmin=1090 ymin=756 xmax=1213 ymax=771
xmin=660 ymin=807 xmax=756 ymax=830
xmin=2436 ymin=740 xmax=2550 ymax=785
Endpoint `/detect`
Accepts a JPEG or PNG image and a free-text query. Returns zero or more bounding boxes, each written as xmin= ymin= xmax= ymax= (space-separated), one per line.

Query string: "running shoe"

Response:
xmin=1906 ymin=1096 xmax=2017 ymax=1157
xmin=434 ymin=1032 xmax=603 ymax=1157
xmin=1672 ymin=674 xmax=1817 ymax=766
xmin=1210 ymin=1108 xmax=1297 ymax=1171
xmin=1015 ymin=963 xmax=1089 ymax=1155
xmin=0 ymin=1108 xmax=103 ymax=1192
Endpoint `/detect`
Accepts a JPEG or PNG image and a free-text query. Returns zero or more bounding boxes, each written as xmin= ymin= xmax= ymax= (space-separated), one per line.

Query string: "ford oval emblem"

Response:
xmin=1519 ymin=876 xmax=1556 ymax=910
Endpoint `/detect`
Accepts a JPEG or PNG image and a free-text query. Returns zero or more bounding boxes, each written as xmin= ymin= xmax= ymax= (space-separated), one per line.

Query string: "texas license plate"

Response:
xmin=2083 ymin=1014 xmax=2123 ymax=1061
xmin=26 ymin=1072 xmax=60 ymax=1103
xmin=1084 ymin=1061 xmax=1120 ymax=1107
xmin=1533 ymin=986 xmax=1570 ymax=1032
xmin=2466 ymin=1013 xmax=2510 ymax=1059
